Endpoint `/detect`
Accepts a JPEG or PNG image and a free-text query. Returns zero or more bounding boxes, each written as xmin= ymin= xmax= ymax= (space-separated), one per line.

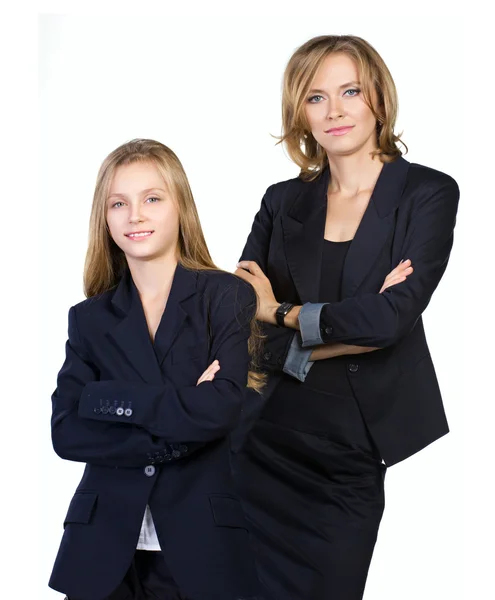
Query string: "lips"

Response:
xmin=325 ymin=126 xmax=354 ymax=136
xmin=125 ymin=231 xmax=154 ymax=239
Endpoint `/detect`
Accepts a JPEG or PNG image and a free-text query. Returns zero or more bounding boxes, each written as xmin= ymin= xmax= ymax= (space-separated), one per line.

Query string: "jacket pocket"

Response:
xmin=209 ymin=494 xmax=249 ymax=530
xmin=64 ymin=491 xmax=98 ymax=527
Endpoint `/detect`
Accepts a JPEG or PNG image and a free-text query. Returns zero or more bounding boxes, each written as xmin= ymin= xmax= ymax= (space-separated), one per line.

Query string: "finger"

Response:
xmin=201 ymin=360 xmax=220 ymax=379
xmin=380 ymin=276 xmax=407 ymax=293
xmin=197 ymin=365 xmax=220 ymax=385
xmin=196 ymin=361 xmax=219 ymax=385
xmin=385 ymin=263 xmax=413 ymax=281
xmin=236 ymin=260 xmax=265 ymax=277
xmin=384 ymin=265 xmax=413 ymax=283
xmin=234 ymin=267 xmax=255 ymax=283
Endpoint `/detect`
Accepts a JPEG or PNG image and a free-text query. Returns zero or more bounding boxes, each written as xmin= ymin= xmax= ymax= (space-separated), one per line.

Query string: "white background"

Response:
xmin=2 ymin=2 xmax=493 ymax=599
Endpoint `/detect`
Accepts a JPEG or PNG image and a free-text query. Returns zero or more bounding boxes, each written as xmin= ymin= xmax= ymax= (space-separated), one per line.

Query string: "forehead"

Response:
xmin=311 ymin=53 xmax=359 ymax=87
xmin=109 ymin=161 xmax=166 ymax=194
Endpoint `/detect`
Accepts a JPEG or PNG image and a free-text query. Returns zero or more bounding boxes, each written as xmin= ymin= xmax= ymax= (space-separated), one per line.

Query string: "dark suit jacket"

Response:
xmin=48 ymin=264 xmax=261 ymax=600
xmin=238 ymin=156 xmax=460 ymax=466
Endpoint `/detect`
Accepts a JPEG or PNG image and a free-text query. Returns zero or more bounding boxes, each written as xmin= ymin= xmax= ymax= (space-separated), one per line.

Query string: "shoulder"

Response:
xmin=261 ymin=174 xmax=305 ymax=215
xmin=197 ymin=269 xmax=257 ymax=317
xmin=407 ymin=162 xmax=459 ymax=198
xmin=69 ymin=288 xmax=115 ymax=331
xmin=198 ymin=269 xmax=256 ymax=303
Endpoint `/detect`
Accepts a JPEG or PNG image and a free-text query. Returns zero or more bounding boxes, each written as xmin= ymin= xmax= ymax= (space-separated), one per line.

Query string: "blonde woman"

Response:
xmin=234 ymin=35 xmax=460 ymax=599
xmin=48 ymin=139 xmax=263 ymax=600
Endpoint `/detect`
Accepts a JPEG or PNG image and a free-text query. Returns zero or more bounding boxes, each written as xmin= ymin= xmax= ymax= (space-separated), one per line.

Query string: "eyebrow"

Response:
xmin=107 ymin=187 xmax=167 ymax=199
xmin=308 ymin=81 xmax=361 ymax=94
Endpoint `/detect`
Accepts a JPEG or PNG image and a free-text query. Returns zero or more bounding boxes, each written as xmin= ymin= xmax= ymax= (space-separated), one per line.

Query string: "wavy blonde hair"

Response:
xmin=278 ymin=35 xmax=408 ymax=180
xmin=84 ymin=138 xmax=265 ymax=392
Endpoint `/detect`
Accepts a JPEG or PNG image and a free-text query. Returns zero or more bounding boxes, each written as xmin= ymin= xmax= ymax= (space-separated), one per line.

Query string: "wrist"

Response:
xmin=283 ymin=305 xmax=301 ymax=330
xmin=268 ymin=303 xmax=281 ymax=326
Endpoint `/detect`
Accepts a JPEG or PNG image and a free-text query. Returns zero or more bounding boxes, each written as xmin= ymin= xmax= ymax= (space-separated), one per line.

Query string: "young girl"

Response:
xmin=48 ymin=139 xmax=263 ymax=600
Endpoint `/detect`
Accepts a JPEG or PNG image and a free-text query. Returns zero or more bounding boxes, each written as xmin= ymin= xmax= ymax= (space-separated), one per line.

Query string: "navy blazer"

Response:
xmin=238 ymin=156 xmax=460 ymax=466
xmin=48 ymin=264 xmax=261 ymax=600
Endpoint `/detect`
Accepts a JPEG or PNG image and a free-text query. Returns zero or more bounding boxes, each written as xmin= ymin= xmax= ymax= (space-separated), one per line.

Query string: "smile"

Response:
xmin=325 ymin=126 xmax=355 ymax=136
xmin=125 ymin=231 xmax=154 ymax=240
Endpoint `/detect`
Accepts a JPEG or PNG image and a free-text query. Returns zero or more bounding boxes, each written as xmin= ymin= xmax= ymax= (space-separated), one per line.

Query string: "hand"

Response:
xmin=196 ymin=360 xmax=220 ymax=385
xmin=380 ymin=259 xmax=413 ymax=293
xmin=235 ymin=261 xmax=279 ymax=324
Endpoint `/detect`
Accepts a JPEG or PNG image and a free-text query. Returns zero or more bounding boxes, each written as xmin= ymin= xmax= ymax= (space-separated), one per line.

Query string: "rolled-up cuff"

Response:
xmin=282 ymin=332 xmax=314 ymax=382
xmin=298 ymin=302 xmax=328 ymax=347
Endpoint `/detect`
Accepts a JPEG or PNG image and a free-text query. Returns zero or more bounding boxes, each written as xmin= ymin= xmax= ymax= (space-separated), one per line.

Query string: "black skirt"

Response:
xmin=234 ymin=375 xmax=387 ymax=600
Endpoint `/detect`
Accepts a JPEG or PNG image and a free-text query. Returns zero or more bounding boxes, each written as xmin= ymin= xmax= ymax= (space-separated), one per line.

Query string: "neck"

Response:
xmin=326 ymin=147 xmax=384 ymax=197
xmin=126 ymin=251 xmax=178 ymax=302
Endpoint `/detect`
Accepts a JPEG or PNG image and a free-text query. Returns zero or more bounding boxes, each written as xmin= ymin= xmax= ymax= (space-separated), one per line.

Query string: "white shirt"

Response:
xmin=136 ymin=504 xmax=161 ymax=551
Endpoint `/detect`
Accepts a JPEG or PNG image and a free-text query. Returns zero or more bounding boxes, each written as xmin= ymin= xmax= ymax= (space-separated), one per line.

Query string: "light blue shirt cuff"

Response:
xmin=282 ymin=332 xmax=314 ymax=382
xmin=298 ymin=302 xmax=328 ymax=347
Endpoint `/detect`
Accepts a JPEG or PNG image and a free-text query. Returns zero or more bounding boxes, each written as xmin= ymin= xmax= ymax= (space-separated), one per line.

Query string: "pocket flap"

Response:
xmin=64 ymin=492 xmax=98 ymax=526
xmin=209 ymin=494 xmax=248 ymax=530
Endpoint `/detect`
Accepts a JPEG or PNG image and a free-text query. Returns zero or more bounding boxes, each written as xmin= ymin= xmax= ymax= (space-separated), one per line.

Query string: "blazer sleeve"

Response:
xmin=238 ymin=184 xmax=299 ymax=373
xmin=76 ymin=280 xmax=257 ymax=444
xmin=51 ymin=306 xmax=190 ymax=468
xmin=299 ymin=176 xmax=460 ymax=349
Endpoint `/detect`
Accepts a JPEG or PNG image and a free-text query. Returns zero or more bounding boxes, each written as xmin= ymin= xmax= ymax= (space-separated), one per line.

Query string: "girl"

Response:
xmin=49 ymin=139 xmax=263 ymax=600
xmin=234 ymin=35 xmax=460 ymax=600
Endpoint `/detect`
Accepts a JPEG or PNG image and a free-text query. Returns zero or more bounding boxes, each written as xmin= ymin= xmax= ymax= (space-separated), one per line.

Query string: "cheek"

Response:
xmin=156 ymin=206 xmax=180 ymax=236
xmin=305 ymin=106 xmax=322 ymax=129
xmin=353 ymin=102 xmax=376 ymax=127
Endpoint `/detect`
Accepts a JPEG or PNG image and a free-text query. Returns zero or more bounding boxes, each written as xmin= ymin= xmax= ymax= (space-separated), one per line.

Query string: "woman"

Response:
xmin=233 ymin=35 xmax=460 ymax=600
xmin=48 ymin=139 xmax=264 ymax=600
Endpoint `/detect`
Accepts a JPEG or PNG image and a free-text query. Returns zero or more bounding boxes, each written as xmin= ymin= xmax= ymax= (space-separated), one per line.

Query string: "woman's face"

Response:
xmin=106 ymin=161 xmax=180 ymax=264
xmin=304 ymin=52 xmax=379 ymax=158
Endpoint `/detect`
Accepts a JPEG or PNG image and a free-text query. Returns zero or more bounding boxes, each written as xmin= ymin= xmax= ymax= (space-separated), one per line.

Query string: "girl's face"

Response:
xmin=106 ymin=161 xmax=180 ymax=264
xmin=304 ymin=52 xmax=379 ymax=158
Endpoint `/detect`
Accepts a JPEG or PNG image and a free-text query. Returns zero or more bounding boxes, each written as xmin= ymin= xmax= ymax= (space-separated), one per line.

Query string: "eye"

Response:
xmin=145 ymin=196 xmax=160 ymax=203
xmin=111 ymin=201 xmax=125 ymax=208
xmin=344 ymin=88 xmax=361 ymax=97
xmin=308 ymin=94 xmax=324 ymax=103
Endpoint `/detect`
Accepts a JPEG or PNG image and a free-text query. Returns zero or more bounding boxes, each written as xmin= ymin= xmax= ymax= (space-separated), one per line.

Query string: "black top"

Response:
xmin=303 ymin=238 xmax=354 ymax=395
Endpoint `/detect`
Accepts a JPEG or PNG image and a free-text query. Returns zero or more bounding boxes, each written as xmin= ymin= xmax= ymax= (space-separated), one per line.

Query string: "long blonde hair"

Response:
xmin=83 ymin=138 xmax=265 ymax=392
xmin=278 ymin=35 xmax=408 ymax=180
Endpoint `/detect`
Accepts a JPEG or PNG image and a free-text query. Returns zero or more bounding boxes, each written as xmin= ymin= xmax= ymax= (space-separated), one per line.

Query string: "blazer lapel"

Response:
xmin=108 ymin=270 xmax=163 ymax=384
xmin=153 ymin=264 xmax=198 ymax=368
xmin=107 ymin=264 xmax=198 ymax=383
xmin=282 ymin=168 xmax=330 ymax=304
xmin=341 ymin=156 xmax=410 ymax=298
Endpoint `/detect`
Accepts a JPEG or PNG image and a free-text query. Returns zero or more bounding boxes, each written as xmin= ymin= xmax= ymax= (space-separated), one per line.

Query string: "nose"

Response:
xmin=326 ymin=95 xmax=345 ymax=120
xmin=129 ymin=203 xmax=144 ymax=224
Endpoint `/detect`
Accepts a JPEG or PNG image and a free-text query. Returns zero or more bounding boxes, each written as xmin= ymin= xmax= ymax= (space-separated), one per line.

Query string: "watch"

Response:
xmin=275 ymin=302 xmax=295 ymax=327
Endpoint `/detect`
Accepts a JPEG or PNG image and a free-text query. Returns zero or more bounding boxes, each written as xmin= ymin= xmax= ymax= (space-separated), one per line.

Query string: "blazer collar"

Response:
xmin=286 ymin=155 xmax=410 ymax=224
xmin=108 ymin=263 xmax=199 ymax=383
xmin=282 ymin=156 xmax=410 ymax=303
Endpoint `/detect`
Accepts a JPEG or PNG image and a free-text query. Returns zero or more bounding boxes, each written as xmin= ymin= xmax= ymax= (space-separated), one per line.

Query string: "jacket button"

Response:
xmin=101 ymin=407 xmax=109 ymax=415
xmin=321 ymin=326 xmax=333 ymax=335
xmin=172 ymin=449 xmax=181 ymax=458
xmin=108 ymin=406 xmax=116 ymax=415
xmin=263 ymin=351 xmax=272 ymax=361
xmin=179 ymin=444 xmax=188 ymax=453
xmin=124 ymin=408 xmax=133 ymax=417
xmin=144 ymin=465 xmax=156 ymax=477
xmin=116 ymin=407 xmax=124 ymax=416
xmin=93 ymin=407 xmax=101 ymax=414
xmin=348 ymin=363 xmax=359 ymax=373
